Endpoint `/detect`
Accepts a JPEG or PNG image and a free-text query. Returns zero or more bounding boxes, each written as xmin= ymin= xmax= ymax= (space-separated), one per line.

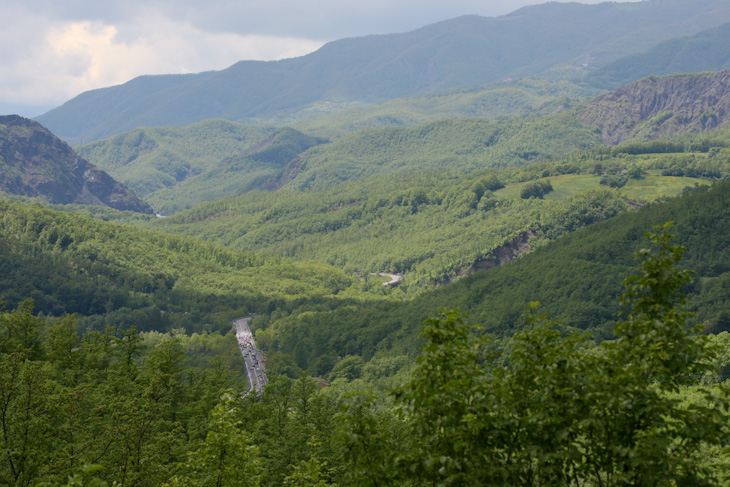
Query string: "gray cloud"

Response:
xmin=5 ymin=0 xmax=620 ymax=39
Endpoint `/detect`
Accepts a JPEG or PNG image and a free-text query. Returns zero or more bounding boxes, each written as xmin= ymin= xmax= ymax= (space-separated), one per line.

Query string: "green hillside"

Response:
xmin=78 ymin=122 xmax=326 ymax=214
xmin=0 ymin=200 xmax=355 ymax=334
xmin=77 ymin=70 xmax=730 ymax=218
xmin=76 ymin=119 xmax=276 ymax=199
xmin=147 ymin=128 xmax=326 ymax=214
xmin=288 ymin=78 xmax=602 ymax=139
xmin=148 ymin=136 xmax=717 ymax=287
xmin=240 ymin=180 xmax=730 ymax=380
xmin=36 ymin=0 xmax=730 ymax=143
xmin=586 ymin=22 xmax=730 ymax=89
xmin=4 ymin=215 xmax=730 ymax=486
xmin=281 ymin=115 xmax=601 ymax=190
xmin=80 ymin=113 xmax=601 ymax=214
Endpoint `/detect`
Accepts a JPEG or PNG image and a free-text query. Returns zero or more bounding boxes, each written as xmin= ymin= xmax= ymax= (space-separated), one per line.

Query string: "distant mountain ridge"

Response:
xmin=35 ymin=0 xmax=730 ymax=143
xmin=0 ymin=116 xmax=152 ymax=213
xmin=585 ymin=21 xmax=730 ymax=90
xmin=576 ymin=71 xmax=730 ymax=145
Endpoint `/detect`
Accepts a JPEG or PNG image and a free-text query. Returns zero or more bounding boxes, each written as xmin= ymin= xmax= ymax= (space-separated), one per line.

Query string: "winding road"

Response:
xmin=233 ymin=317 xmax=268 ymax=392
xmin=370 ymin=272 xmax=403 ymax=286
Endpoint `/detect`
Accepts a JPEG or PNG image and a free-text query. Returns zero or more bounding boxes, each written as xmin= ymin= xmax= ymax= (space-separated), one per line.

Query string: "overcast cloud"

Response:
xmin=1 ymin=0 xmax=629 ymax=115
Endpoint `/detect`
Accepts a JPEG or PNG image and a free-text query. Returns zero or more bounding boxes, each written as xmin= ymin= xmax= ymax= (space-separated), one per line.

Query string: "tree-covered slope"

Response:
xmin=80 ymin=113 xmax=600 ymax=214
xmin=36 ymin=0 xmax=730 ymax=143
xmin=0 ymin=200 xmax=354 ymax=334
xmin=586 ymin=21 xmax=730 ymax=90
xmin=245 ymin=180 xmax=730 ymax=377
xmin=279 ymin=115 xmax=600 ymax=190
xmin=287 ymin=78 xmax=602 ymax=139
xmin=77 ymin=69 xmax=730 ymax=217
xmin=146 ymin=128 xmax=326 ymax=214
xmin=0 ymin=116 xmax=152 ymax=213
xmin=147 ymin=132 xmax=719 ymax=288
xmin=78 ymin=123 xmax=325 ymax=214
xmin=76 ymin=119 xmax=277 ymax=199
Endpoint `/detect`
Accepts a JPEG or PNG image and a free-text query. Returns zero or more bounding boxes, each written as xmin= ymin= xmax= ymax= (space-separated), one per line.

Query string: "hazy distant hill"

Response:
xmin=0 ymin=116 xmax=152 ymax=213
xmin=78 ymin=122 xmax=325 ymax=214
xmin=77 ymin=119 xmax=277 ymax=197
xmin=586 ymin=22 xmax=730 ymax=89
xmin=576 ymin=71 xmax=730 ymax=145
xmin=278 ymin=115 xmax=599 ymax=191
xmin=36 ymin=0 xmax=730 ymax=143
xmin=289 ymin=78 xmax=602 ymax=139
xmin=145 ymin=127 xmax=326 ymax=214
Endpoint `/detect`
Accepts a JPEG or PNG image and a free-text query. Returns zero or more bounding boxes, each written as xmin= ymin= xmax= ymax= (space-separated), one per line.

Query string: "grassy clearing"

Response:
xmin=621 ymin=172 xmax=708 ymax=201
xmin=495 ymin=172 xmax=709 ymax=202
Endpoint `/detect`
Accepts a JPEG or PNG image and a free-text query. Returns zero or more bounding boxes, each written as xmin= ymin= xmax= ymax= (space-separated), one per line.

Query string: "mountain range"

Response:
xmin=35 ymin=0 xmax=730 ymax=144
xmin=70 ymin=71 xmax=730 ymax=215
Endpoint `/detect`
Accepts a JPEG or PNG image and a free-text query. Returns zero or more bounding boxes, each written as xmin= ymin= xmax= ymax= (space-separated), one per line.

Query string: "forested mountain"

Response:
xmin=577 ymin=71 xmax=730 ymax=145
xmin=35 ymin=0 xmax=730 ymax=143
xmin=286 ymin=78 xmax=602 ymax=139
xmin=586 ymin=21 xmax=730 ymax=89
xmin=80 ymin=71 xmax=730 ymax=216
xmin=0 ymin=200 xmax=354 ymax=334
xmin=252 ymin=115 xmax=601 ymax=193
xmin=77 ymin=80 xmax=603 ymax=213
xmin=80 ymin=114 xmax=600 ymax=214
xmin=244 ymin=181 xmax=730 ymax=377
xmin=0 ymin=116 xmax=152 ymax=213
xmin=78 ymin=122 xmax=324 ymax=213
xmin=76 ymin=119 xmax=277 ymax=199
xmin=147 ymin=126 xmax=728 ymax=286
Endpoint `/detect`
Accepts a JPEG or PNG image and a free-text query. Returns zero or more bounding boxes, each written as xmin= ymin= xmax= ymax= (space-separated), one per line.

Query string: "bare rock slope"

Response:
xmin=0 ymin=115 xmax=153 ymax=213
xmin=577 ymin=70 xmax=730 ymax=145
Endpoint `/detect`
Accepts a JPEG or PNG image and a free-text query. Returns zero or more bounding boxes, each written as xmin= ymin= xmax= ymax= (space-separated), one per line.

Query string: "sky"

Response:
xmin=1 ymin=0 xmax=631 ymax=116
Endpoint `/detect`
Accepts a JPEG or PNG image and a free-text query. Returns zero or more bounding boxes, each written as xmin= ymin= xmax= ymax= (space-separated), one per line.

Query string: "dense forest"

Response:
xmin=0 ymin=200 xmax=355 ymax=335
xmin=8 ymin=2 xmax=730 ymax=483
xmin=3 ymin=225 xmax=730 ymax=486
xmin=144 ymin=127 xmax=730 ymax=286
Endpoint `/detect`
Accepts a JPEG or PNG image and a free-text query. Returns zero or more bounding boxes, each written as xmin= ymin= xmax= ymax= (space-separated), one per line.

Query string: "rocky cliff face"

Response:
xmin=0 ymin=115 xmax=153 ymax=213
xmin=577 ymin=70 xmax=730 ymax=145
xmin=439 ymin=230 xmax=534 ymax=286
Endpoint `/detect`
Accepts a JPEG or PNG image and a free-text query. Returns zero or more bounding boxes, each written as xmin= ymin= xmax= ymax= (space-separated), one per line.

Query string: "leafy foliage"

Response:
xmin=520 ymin=178 xmax=553 ymax=198
xmin=0 ymin=303 xmax=249 ymax=486
xmin=0 ymin=200 xmax=354 ymax=335
xmin=340 ymin=225 xmax=730 ymax=486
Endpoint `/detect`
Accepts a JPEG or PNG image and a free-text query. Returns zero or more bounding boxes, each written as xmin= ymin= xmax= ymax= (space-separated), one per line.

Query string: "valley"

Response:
xmin=4 ymin=0 xmax=730 ymax=485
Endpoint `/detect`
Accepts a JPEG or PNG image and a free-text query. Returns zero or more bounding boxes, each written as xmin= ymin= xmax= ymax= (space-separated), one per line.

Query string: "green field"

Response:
xmin=495 ymin=172 xmax=709 ymax=201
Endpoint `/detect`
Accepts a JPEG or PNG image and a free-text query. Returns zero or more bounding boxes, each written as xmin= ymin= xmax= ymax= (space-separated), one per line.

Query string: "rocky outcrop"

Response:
xmin=472 ymin=230 xmax=533 ymax=272
xmin=576 ymin=71 xmax=730 ymax=145
xmin=440 ymin=230 xmax=533 ymax=285
xmin=0 ymin=115 xmax=153 ymax=213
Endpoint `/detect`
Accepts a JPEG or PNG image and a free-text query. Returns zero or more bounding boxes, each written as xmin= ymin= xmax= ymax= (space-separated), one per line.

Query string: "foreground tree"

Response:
xmin=342 ymin=223 xmax=730 ymax=486
xmin=166 ymin=395 xmax=263 ymax=487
